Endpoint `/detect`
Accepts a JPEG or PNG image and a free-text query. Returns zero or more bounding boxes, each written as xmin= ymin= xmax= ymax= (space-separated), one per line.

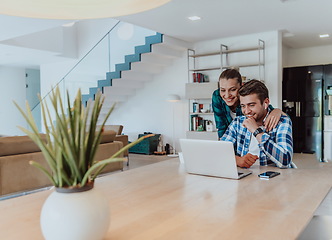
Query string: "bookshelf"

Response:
xmin=220 ymin=39 xmax=265 ymax=81
xmin=185 ymin=82 xmax=219 ymax=140
xmin=186 ymin=48 xmax=220 ymax=140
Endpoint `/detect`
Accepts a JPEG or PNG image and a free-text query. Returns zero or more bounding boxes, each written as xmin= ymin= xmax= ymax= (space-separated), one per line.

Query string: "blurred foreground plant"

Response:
xmin=15 ymin=87 xmax=153 ymax=188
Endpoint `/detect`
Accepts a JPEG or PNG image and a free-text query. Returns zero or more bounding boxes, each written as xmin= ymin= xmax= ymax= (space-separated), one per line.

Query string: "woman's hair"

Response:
xmin=219 ymin=68 xmax=242 ymax=85
xmin=238 ymin=79 xmax=269 ymax=103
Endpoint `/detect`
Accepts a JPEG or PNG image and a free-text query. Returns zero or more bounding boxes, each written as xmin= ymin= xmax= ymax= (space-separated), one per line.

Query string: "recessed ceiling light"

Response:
xmin=62 ymin=22 xmax=76 ymax=27
xmin=319 ymin=34 xmax=330 ymax=38
xmin=188 ymin=16 xmax=201 ymax=21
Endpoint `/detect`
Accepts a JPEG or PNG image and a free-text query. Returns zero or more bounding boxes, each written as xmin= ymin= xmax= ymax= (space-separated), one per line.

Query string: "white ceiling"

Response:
xmin=0 ymin=0 xmax=331 ymax=68
xmin=118 ymin=0 xmax=332 ymax=48
xmin=0 ymin=15 xmax=72 ymax=68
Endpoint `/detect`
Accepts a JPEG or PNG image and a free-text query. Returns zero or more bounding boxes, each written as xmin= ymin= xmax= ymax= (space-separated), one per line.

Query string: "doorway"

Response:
xmin=26 ymin=69 xmax=41 ymax=132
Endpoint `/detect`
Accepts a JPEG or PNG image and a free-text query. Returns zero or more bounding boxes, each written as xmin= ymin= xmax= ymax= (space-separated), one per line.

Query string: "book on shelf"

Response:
xmin=191 ymin=115 xmax=202 ymax=131
xmin=192 ymin=73 xmax=209 ymax=83
xmin=191 ymin=116 xmax=214 ymax=131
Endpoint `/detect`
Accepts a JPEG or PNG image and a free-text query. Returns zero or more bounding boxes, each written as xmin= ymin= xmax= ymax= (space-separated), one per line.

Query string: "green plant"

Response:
xmin=15 ymin=87 xmax=152 ymax=188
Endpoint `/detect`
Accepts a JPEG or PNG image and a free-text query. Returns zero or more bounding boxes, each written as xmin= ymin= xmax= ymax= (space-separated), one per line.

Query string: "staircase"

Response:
xmin=82 ymin=33 xmax=189 ymax=109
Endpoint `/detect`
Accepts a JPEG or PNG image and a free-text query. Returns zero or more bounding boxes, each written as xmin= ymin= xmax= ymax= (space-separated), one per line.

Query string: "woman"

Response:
xmin=212 ymin=69 xmax=282 ymax=139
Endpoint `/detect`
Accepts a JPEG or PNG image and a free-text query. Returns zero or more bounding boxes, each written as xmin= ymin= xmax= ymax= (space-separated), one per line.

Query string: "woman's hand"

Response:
xmin=264 ymin=108 xmax=282 ymax=131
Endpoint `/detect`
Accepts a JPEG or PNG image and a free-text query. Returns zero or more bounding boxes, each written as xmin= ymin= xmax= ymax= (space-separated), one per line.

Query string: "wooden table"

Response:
xmin=1 ymin=156 xmax=332 ymax=240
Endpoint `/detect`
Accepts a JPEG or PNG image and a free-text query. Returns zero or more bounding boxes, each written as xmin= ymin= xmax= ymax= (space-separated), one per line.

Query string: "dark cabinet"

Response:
xmin=282 ymin=65 xmax=325 ymax=159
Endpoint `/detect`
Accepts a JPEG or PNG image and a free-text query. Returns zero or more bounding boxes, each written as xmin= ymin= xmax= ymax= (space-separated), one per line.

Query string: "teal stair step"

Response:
xmin=125 ymin=54 xmax=140 ymax=63
xmin=145 ymin=33 xmax=162 ymax=45
xmin=107 ymin=71 xmax=120 ymax=80
xmin=115 ymin=62 xmax=131 ymax=72
xmin=97 ymin=79 xmax=111 ymax=89
xmin=89 ymin=87 xmax=100 ymax=96
xmin=82 ymin=94 xmax=91 ymax=106
xmin=135 ymin=45 xmax=151 ymax=55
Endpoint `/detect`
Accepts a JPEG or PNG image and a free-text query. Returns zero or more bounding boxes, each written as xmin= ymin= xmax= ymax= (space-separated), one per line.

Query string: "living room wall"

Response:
xmin=0 ymin=66 xmax=27 ymax=135
xmin=283 ymin=43 xmax=332 ymax=67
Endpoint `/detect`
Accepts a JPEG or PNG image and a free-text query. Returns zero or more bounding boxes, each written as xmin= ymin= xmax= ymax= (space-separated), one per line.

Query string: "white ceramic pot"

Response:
xmin=40 ymin=186 xmax=110 ymax=240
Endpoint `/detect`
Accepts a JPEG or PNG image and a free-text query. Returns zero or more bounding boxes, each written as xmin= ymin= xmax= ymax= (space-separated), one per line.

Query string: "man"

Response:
xmin=221 ymin=80 xmax=295 ymax=169
xmin=212 ymin=69 xmax=282 ymax=139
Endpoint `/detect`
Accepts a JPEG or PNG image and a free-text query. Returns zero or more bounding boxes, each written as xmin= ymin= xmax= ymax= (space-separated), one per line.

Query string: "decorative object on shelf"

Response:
xmin=206 ymin=121 xmax=214 ymax=132
xmin=166 ymin=94 xmax=181 ymax=157
xmin=157 ymin=135 xmax=164 ymax=152
xmin=193 ymin=101 xmax=199 ymax=113
xmin=197 ymin=125 xmax=204 ymax=131
xmin=0 ymin=0 xmax=171 ymax=19
xmin=14 ymin=87 xmax=152 ymax=240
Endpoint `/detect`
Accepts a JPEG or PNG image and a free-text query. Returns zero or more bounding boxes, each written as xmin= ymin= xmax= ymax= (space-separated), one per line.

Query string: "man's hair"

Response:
xmin=219 ymin=69 xmax=242 ymax=85
xmin=238 ymin=79 xmax=269 ymax=103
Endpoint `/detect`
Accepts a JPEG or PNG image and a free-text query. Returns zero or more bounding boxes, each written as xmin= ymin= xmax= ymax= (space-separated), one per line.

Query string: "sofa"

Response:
xmin=102 ymin=125 xmax=129 ymax=165
xmin=0 ymin=130 xmax=125 ymax=197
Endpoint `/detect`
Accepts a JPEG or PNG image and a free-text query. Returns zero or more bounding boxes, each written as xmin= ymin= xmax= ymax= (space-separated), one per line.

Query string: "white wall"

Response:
xmin=0 ymin=66 xmax=27 ymax=135
xmin=283 ymin=43 xmax=332 ymax=67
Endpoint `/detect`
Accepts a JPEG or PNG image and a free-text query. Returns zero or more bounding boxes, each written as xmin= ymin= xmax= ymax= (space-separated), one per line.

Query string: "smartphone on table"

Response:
xmin=258 ymin=171 xmax=280 ymax=179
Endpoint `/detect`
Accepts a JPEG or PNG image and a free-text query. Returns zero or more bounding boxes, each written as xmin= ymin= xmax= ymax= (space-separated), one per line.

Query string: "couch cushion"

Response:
xmin=100 ymin=130 xmax=116 ymax=144
xmin=0 ymin=135 xmax=46 ymax=157
xmin=103 ymin=125 xmax=123 ymax=135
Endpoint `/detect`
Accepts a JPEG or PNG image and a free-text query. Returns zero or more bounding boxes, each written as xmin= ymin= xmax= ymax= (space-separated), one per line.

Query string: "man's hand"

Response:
xmin=243 ymin=117 xmax=259 ymax=133
xmin=236 ymin=154 xmax=258 ymax=168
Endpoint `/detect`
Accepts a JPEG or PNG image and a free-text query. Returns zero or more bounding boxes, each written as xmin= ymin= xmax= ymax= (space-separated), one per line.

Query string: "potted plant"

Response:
xmin=15 ymin=87 xmax=152 ymax=240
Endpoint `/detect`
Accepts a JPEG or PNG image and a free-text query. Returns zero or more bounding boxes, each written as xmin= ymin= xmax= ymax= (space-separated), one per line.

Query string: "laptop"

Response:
xmin=179 ymin=139 xmax=252 ymax=179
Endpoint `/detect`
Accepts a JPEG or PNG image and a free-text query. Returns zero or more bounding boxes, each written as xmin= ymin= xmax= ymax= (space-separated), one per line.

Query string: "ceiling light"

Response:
xmin=0 ymin=0 xmax=172 ymax=20
xmin=62 ymin=22 xmax=76 ymax=27
xmin=188 ymin=16 xmax=201 ymax=21
xmin=319 ymin=34 xmax=330 ymax=38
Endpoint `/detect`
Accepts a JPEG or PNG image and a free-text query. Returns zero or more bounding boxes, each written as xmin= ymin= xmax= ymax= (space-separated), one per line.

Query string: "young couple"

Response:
xmin=212 ymin=69 xmax=295 ymax=169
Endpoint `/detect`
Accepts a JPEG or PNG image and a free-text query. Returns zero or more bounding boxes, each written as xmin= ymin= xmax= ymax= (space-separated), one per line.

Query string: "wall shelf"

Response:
xmin=221 ymin=39 xmax=265 ymax=81
xmin=189 ymin=112 xmax=214 ymax=115
xmin=189 ymin=67 xmax=221 ymax=72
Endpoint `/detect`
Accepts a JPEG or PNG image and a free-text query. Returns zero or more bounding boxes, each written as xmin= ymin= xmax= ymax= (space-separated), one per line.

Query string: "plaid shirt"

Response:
xmin=221 ymin=115 xmax=295 ymax=168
